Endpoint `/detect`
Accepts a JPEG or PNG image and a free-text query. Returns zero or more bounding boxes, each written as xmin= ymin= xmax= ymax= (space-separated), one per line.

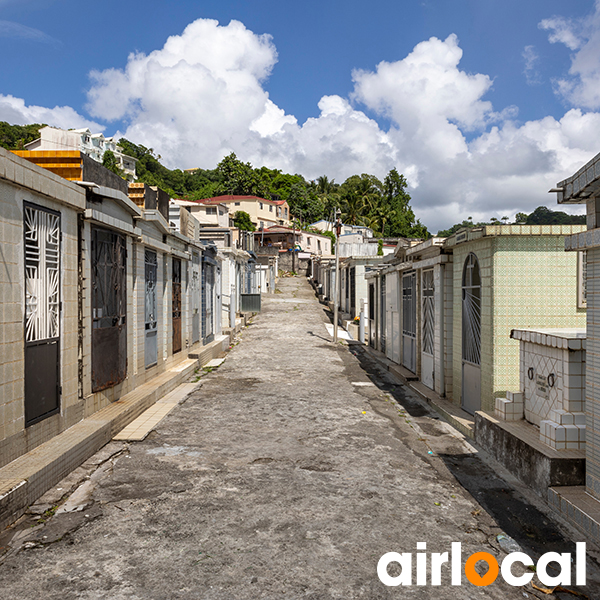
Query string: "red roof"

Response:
xmin=195 ymin=195 xmax=287 ymax=206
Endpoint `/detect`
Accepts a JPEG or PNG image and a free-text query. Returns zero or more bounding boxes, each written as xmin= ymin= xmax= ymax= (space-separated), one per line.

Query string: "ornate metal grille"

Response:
xmin=25 ymin=205 xmax=60 ymax=342
xmin=402 ymin=272 xmax=416 ymax=337
xmin=422 ymin=269 xmax=435 ymax=356
xmin=145 ymin=250 xmax=158 ymax=330
xmin=92 ymin=229 xmax=126 ymax=329
xmin=172 ymin=258 xmax=182 ymax=354
xmin=462 ymin=253 xmax=481 ymax=365
xmin=380 ymin=275 xmax=386 ymax=354
xmin=91 ymin=227 xmax=127 ymax=392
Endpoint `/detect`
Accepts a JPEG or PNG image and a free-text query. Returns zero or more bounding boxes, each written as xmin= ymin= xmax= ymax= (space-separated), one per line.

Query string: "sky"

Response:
xmin=1 ymin=0 xmax=599 ymax=232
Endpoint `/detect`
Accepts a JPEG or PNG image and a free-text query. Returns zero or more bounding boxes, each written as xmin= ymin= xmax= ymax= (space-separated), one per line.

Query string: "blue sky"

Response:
xmin=1 ymin=0 xmax=599 ymax=231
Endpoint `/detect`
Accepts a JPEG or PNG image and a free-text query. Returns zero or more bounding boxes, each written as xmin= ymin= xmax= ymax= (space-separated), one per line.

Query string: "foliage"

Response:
xmin=319 ymin=229 xmax=337 ymax=249
xmin=115 ymin=140 xmax=425 ymax=237
xmin=118 ymin=138 xmax=223 ymax=198
xmin=102 ymin=150 xmax=124 ymax=177
xmin=0 ymin=121 xmax=44 ymax=150
xmin=377 ymin=239 xmax=384 ymax=256
xmin=525 ymin=206 xmax=585 ymax=225
xmin=216 ymin=152 xmax=270 ymax=197
xmin=233 ymin=210 xmax=256 ymax=232
xmin=337 ymin=169 xmax=427 ymax=238
xmin=437 ymin=206 xmax=585 ymax=237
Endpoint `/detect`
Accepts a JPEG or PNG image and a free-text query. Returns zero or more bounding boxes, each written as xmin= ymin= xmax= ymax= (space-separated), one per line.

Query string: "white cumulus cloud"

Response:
xmin=0 ymin=94 xmax=102 ymax=130
xmin=540 ymin=0 xmax=600 ymax=109
xmin=79 ymin=21 xmax=600 ymax=229
xmin=4 ymin=17 xmax=599 ymax=232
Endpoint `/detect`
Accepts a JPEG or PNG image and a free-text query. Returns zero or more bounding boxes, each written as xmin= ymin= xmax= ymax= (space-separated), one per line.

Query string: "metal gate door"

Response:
xmin=350 ymin=267 xmax=356 ymax=316
xmin=387 ymin=271 xmax=400 ymax=363
xmin=144 ymin=249 xmax=158 ymax=368
xmin=369 ymin=283 xmax=376 ymax=348
xmin=92 ymin=227 xmax=127 ymax=391
xmin=402 ymin=272 xmax=417 ymax=373
xmin=24 ymin=203 xmax=61 ymax=425
xmin=215 ymin=266 xmax=222 ymax=335
xmin=380 ymin=275 xmax=386 ymax=354
xmin=462 ymin=253 xmax=481 ymax=414
xmin=421 ymin=269 xmax=435 ymax=389
xmin=202 ymin=262 xmax=214 ymax=342
xmin=172 ymin=258 xmax=182 ymax=354
xmin=191 ymin=252 xmax=200 ymax=344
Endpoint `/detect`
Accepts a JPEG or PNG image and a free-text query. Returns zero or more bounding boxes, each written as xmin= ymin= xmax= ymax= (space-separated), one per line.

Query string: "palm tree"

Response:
xmin=341 ymin=192 xmax=367 ymax=226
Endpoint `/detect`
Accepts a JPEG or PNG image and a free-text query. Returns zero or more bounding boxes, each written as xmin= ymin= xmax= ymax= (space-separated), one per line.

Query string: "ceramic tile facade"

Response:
xmin=0 ymin=148 xmax=237 ymax=471
xmin=450 ymin=229 xmax=585 ymax=413
xmin=499 ymin=330 xmax=587 ymax=450
xmin=0 ymin=149 xmax=85 ymax=468
xmin=586 ymin=245 xmax=600 ymax=499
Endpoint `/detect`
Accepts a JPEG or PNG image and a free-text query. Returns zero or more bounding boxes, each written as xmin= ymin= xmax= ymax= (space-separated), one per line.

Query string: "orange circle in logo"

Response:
xmin=464 ymin=552 xmax=499 ymax=587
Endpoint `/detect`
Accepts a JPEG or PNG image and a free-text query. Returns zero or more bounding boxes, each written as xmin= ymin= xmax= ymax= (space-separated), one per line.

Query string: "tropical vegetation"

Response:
xmin=437 ymin=206 xmax=586 ymax=237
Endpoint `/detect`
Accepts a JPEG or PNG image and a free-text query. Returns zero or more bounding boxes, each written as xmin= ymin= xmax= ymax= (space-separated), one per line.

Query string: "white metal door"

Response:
xmin=191 ymin=252 xmax=200 ymax=344
xmin=421 ymin=269 xmax=435 ymax=389
xmin=386 ymin=271 xmax=400 ymax=363
xmin=462 ymin=253 xmax=481 ymax=414
xmin=402 ymin=272 xmax=417 ymax=373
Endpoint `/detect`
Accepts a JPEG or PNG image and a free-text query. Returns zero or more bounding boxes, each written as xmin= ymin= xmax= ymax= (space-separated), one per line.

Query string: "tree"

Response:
xmin=287 ymin=182 xmax=323 ymax=226
xmin=515 ymin=212 xmax=528 ymax=224
xmin=233 ymin=211 xmax=256 ymax=232
xmin=0 ymin=121 xmax=44 ymax=150
xmin=216 ymin=152 xmax=270 ymax=198
xmin=525 ymin=206 xmax=585 ymax=225
xmin=381 ymin=168 xmax=427 ymax=238
xmin=102 ymin=150 xmax=124 ymax=177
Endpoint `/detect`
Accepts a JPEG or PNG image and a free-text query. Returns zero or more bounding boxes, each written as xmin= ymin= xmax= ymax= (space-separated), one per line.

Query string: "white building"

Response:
xmin=25 ymin=126 xmax=137 ymax=180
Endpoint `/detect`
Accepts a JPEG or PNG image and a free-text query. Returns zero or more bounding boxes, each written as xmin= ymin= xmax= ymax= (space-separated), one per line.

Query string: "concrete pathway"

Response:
xmin=0 ymin=277 xmax=597 ymax=599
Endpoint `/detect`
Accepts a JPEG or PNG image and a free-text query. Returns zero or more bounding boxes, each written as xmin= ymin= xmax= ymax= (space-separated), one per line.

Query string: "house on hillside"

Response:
xmin=171 ymin=199 xmax=230 ymax=229
xmin=255 ymin=226 xmax=332 ymax=255
xmin=197 ymin=195 xmax=291 ymax=229
xmin=21 ymin=126 xmax=137 ymax=179
xmin=310 ymin=220 xmax=374 ymax=239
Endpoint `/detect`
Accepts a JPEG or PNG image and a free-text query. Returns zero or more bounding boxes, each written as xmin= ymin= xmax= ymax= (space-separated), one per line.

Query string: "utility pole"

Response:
xmin=333 ymin=209 xmax=342 ymax=343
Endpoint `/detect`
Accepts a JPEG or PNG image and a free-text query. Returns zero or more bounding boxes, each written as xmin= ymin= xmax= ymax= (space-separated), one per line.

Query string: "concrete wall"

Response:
xmin=0 ymin=149 xmax=222 ymax=470
xmin=0 ymin=148 xmax=86 ymax=468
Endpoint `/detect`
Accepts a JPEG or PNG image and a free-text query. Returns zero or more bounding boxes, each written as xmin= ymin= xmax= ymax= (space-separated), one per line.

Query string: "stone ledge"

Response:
xmin=409 ymin=381 xmax=474 ymax=439
xmin=548 ymin=486 xmax=600 ymax=544
xmin=474 ymin=411 xmax=585 ymax=496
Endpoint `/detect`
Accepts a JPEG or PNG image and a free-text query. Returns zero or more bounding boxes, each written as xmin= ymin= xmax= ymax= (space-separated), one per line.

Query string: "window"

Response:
xmin=234 ymin=202 xmax=241 ymax=206
xmin=269 ymin=205 xmax=273 ymax=212
xmin=317 ymin=240 xmax=321 ymax=252
xmin=285 ymin=208 xmax=288 ymax=217
xmin=206 ymin=207 xmax=217 ymax=215
xmin=578 ymin=250 xmax=587 ymax=308
xmin=259 ymin=202 xmax=263 ymax=210
xmin=307 ymin=237 xmax=311 ymax=246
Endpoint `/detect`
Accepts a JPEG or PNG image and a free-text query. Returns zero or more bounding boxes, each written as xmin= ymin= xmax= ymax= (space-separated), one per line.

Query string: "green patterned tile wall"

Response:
xmin=451 ymin=234 xmax=585 ymax=413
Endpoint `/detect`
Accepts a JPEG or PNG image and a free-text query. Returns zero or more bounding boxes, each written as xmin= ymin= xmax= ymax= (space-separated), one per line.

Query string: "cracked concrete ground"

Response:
xmin=0 ymin=276 xmax=599 ymax=599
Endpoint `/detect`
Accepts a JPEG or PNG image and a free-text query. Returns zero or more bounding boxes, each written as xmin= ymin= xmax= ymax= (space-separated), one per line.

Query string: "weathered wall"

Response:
xmin=0 ymin=149 xmax=85 ymax=468
xmin=277 ymin=252 xmax=310 ymax=274
xmin=474 ymin=411 xmax=585 ymax=494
